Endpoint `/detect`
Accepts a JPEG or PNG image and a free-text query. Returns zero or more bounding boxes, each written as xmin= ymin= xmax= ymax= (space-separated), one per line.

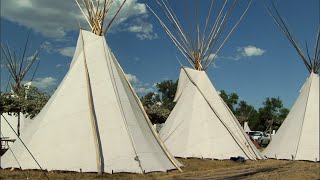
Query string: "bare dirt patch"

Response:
xmin=0 ymin=159 xmax=319 ymax=180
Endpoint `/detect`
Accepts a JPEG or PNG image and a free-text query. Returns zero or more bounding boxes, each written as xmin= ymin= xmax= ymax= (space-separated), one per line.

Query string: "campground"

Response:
xmin=0 ymin=158 xmax=319 ymax=179
xmin=0 ymin=1 xmax=319 ymax=180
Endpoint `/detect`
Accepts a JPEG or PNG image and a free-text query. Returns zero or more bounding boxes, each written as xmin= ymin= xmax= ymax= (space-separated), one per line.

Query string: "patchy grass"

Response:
xmin=0 ymin=159 xmax=319 ymax=180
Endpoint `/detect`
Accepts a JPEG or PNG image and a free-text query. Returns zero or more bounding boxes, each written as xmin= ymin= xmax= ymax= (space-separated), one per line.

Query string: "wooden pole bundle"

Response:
xmin=0 ymin=35 xmax=42 ymax=98
xmin=147 ymin=0 xmax=253 ymax=71
xmin=0 ymin=35 xmax=43 ymax=136
xmin=75 ymin=0 xmax=127 ymax=36
xmin=266 ymin=1 xmax=320 ymax=74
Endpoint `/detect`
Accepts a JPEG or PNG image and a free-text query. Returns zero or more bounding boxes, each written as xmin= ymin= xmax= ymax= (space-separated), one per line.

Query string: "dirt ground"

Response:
xmin=0 ymin=158 xmax=319 ymax=180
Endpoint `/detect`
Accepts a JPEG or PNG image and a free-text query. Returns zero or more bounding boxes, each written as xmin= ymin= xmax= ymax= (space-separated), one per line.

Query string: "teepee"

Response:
xmin=243 ymin=122 xmax=251 ymax=132
xmin=263 ymin=3 xmax=319 ymax=162
xmin=1 ymin=0 xmax=182 ymax=173
xmin=148 ymin=0 xmax=263 ymax=160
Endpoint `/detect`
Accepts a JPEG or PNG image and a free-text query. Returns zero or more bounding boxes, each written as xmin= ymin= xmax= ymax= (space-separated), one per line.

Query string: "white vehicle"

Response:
xmin=247 ymin=131 xmax=270 ymax=147
xmin=247 ymin=131 xmax=264 ymax=140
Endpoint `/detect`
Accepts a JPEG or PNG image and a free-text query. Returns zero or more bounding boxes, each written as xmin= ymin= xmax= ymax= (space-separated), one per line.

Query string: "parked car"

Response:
xmin=247 ymin=131 xmax=263 ymax=140
xmin=257 ymin=134 xmax=271 ymax=147
xmin=247 ymin=131 xmax=270 ymax=147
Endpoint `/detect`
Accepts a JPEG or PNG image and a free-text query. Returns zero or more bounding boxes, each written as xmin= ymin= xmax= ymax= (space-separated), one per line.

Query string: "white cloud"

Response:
xmin=127 ymin=20 xmax=158 ymax=40
xmin=39 ymin=42 xmax=75 ymax=58
xmin=219 ymin=55 xmax=242 ymax=61
xmin=126 ymin=73 xmax=154 ymax=94
xmin=239 ymin=46 xmax=266 ymax=57
xmin=134 ymin=87 xmax=154 ymax=94
xmin=210 ymin=46 xmax=265 ymax=65
xmin=1 ymin=1 xmax=79 ymax=38
xmin=26 ymin=55 xmax=40 ymax=61
xmin=206 ymin=54 xmax=219 ymax=68
xmin=207 ymin=53 xmax=218 ymax=61
xmin=111 ymin=0 xmax=147 ymax=25
xmin=32 ymin=77 xmax=57 ymax=90
xmin=41 ymin=41 xmax=53 ymax=53
xmin=211 ymin=62 xmax=219 ymax=68
xmin=152 ymin=83 xmax=158 ymax=88
xmin=134 ymin=57 xmax=141 ymax=61
xmin=126 ymin=73 xmax=139 ymax=84
xmin=128 ymin=26 xmax=144 ymax=32
xmin=58 ymin=47 xmax=76 ymax=57
xmin=1 ymin=0 xmax=149 ymax=38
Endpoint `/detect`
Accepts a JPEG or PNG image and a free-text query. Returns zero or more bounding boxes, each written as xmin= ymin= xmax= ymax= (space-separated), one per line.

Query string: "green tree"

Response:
xmin=0 ymin=86 xmax=50 ymax=118
xmin=140 ymin=92 xmax=161 ymax=107
xmin=0 ymin=92 xmax=24 ymax=115
xmin=143 ymin=104 xmax=171 ymax=124
xmin=273 ymin=108 xmax=289 ymax=130
xmin=140 ymin=80 xmax=178 ymax=124
xmin=235 ymin=100 xmax=259 ymax=127
xmin=254 ymin=97 xmax=289 ymax=131
xmin=219 ymin=90 xmax=239 ymax=113
xmin=0 ymin=86 xmax=50 ymax=135
xmin=0 ymin=92 xmax=4 ymax=113
xmin=22 ymin=86 xmax=50 ymax=118
xmin=1 ymin=90 xmax=27 ymax=136
xmin=140 ymin=92 xmax=168 ymax=123
xmin=156 ymin=80 xmax=178 ymax=110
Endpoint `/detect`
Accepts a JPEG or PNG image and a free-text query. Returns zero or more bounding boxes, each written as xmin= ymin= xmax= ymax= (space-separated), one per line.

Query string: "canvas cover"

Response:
xmin=160 ymin=67 xmax=264 ymax=160
xmin=1 ymin=30 xmax=181 ymax=173
xmin=263 ymin=73 xmax=319 ymax=161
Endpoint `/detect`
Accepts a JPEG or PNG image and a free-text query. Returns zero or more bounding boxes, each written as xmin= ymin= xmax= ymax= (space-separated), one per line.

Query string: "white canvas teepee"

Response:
xmin=263 ymin=73 xmax=319 ymax=161
xmin=1 ymin=0 xmax=181 ymax=174
xmin=160 ymin=67 xmax=263 ymax=159
xmin=149 ymin=1 xmax=263 ymax=160
xmin=263 ymin=3 xmax=320 ymax=161
xmin=243 ymin=122 xmax=251 ymax=132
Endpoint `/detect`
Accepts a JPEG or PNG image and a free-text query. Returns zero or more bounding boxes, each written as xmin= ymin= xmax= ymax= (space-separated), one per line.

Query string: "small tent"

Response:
xmin=263 ymin=3 xmax=319 ymax=161
xmin=148 ymin=0 xmax=263 ymax=160
xmin=243 ymin=122 xmax=251 ymax=132
xmin=1 ymin=0 xmax=182 ymax=173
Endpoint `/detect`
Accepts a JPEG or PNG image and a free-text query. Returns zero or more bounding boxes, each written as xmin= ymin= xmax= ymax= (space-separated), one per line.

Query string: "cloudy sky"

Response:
xmin=0 ymin=0 xmax=318 ymax=109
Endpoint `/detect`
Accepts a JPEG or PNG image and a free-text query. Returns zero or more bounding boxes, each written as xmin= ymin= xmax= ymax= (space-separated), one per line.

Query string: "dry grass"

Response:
xmin=0 ymin=159 xmax=319 ymax=180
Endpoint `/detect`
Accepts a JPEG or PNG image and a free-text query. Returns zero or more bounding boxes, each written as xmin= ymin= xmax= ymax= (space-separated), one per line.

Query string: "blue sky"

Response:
xmin=0 ymin=0 xmax=319 ymax=109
